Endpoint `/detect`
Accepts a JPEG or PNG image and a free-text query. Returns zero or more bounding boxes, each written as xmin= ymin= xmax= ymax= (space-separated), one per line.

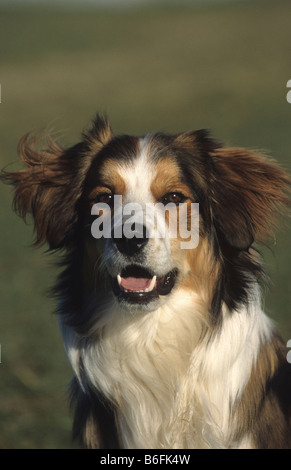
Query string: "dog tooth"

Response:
xmin=117 ymin=274 xmax=122 ymax=287
xmin=145 ymin=275 xmax=157 ymax=292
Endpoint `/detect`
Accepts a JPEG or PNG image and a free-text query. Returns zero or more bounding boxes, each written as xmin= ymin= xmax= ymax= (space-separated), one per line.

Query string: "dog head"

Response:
xmin=2 ymin=115 xmax=290 ymax=325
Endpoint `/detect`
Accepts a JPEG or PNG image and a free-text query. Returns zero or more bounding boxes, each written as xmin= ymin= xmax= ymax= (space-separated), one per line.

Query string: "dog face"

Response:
xmin=83 ymin=133 xmax=203 ymax=312
xmin=2 ymin=115 xmax=290 ymax=325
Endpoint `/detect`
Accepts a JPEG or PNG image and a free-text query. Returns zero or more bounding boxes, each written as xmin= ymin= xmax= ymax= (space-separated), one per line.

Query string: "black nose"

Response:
xmin=112 ymin=223 xmax=149 ymax=256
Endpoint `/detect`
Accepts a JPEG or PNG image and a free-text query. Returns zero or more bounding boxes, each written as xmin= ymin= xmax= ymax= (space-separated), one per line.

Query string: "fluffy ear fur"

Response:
xmin=0 ymin=115 xmax=113 ymax=250
xmin=210 ymin=147 xmax=291 ymax=250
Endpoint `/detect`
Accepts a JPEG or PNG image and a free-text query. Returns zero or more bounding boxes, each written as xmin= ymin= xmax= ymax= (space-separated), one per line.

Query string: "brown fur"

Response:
xmin=87 ymin=162 xmax=126 ymax=204
xmin=211 ymin=147 xmax=291 ymax=250
xmin=150 ymin=158 xmax=193 ymax=202
xmin=1 ymin=115 xmax=114 ymax=249
xmin=234 ymin=336 xmax=291 ymax=449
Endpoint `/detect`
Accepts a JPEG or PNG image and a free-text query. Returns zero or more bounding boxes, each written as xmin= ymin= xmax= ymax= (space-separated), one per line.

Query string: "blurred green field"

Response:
xmin=0 ymin=0 xmax=291 ymax=449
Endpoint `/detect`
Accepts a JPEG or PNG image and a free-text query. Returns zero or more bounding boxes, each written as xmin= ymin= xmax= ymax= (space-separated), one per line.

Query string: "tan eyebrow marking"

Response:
xmin=89 ymin=159 xmax=126 ymax=202
xmin=150 ymin=158 xmax=193 ymax=201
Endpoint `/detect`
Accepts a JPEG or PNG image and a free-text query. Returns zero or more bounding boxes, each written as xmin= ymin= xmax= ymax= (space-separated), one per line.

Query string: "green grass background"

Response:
xmin=0 ymin=0 xmax=291 ymax=449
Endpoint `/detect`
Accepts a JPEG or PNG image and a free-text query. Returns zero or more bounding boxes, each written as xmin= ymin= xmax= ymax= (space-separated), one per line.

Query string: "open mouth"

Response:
xmin=111 ymin=265 xmax=178 ymax=304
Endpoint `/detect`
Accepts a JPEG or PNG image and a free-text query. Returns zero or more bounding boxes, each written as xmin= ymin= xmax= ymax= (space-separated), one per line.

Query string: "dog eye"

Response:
xmin=94 ymin=193 xmax=113 ymax=206
xmin=162 ymin=192 xmax=186 ymax=205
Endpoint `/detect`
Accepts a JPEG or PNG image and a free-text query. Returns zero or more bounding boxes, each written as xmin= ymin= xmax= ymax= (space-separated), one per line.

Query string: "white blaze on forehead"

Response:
xmin=111 ymin=136 xmax=173 ymax=256
xmin=117 ymin=136 xmax=157 ymax=206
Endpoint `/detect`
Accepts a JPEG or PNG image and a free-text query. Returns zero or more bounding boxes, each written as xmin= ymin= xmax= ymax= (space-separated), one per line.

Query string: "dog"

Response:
xmin=2 ymin=114 xmax=291 ymax=449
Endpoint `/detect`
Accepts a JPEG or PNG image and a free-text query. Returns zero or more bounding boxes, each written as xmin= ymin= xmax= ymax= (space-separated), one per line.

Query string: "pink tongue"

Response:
xmin=121 ymin=277 xmax=152 ymax=291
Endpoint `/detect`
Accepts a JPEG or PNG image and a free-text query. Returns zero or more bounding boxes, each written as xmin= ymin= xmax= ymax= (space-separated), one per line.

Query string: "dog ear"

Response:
xmin=210 ymin=147 xmax=291 ymax=250
xmin=1 ymin=115 xmax=113 ymax=249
